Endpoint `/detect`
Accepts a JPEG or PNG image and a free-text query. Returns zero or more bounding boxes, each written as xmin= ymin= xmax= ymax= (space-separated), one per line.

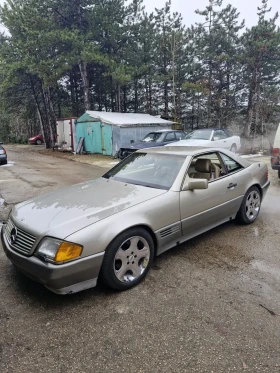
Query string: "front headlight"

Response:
xmin=36 ymin=237 xmax=83 ymax=264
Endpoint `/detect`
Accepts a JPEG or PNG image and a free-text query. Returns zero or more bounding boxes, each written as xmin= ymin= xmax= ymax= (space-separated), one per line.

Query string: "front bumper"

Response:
xmin=1 ymin=226 xmax=104 ymax=294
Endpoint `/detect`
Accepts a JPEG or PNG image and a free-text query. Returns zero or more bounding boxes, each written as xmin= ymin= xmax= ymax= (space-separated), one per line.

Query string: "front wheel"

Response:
xmin=118 ymin=149 xmax=127 ymax=160
xmin=36 ymin=139 xmax=42 ymax=145
xmin=236 ymin=186 xmax=261 ymax=224
xmin=100 ymin=228 xmax=154 ymax=290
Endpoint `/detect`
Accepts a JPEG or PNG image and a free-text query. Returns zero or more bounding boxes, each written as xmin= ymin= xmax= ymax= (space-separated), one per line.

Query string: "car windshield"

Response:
xmin=103 ymin=152 xmax=185 ymax=190
xmin=142 ymin=132 xmax=165 ymax=143
xmin=184 ymin=129 xmax=212 ymax=140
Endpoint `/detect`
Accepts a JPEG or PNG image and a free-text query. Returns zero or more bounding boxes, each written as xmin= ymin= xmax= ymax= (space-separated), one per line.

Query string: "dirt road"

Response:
xmin=0 ymin=145 xmax=109 ymax=221
xmin=1 ymin=145 xmax=280 ymax=373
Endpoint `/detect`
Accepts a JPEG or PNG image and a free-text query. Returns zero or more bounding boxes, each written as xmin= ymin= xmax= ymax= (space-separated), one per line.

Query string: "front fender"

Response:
xmin=65 ymin=191 xmax=180 ymax=258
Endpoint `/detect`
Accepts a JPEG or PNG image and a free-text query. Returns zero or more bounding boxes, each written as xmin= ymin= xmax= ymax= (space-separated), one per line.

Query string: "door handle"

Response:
xmin=227 ymin=183 xmax=237 ymax=189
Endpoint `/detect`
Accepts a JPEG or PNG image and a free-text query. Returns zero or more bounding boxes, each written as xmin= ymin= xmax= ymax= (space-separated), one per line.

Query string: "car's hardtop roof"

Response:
xmin=148 ymin=129 xmax=183 ymax=133
xmin=189 ymin=128 xmax=229 ymax=132
xmin=135 ymin=146 xmax=251 ymax=167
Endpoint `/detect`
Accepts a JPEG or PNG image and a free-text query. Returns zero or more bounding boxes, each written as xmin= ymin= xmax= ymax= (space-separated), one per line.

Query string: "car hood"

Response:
xmin=12 ymin=178 xmax=166 ymax=239
xmin=171 ymin=139 xmax=210 ymax=147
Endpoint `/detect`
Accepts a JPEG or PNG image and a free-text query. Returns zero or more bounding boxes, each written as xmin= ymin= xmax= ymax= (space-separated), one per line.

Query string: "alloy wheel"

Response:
xmin=114 ymin=236 xmax=150 ymax=283
xmin=245 ymin=190 xmax=260 ymax=221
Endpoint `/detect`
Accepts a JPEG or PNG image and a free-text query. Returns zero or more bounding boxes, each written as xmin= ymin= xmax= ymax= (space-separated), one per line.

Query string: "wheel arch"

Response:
xmin=104 ymin=224 xmax=158 ymax=257
xmin=250 ymin=183 xmax=263 ymax=200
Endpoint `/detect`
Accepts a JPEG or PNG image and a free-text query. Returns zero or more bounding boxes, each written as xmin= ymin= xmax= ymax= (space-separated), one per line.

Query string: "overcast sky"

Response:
xmin=0 ymin=0 xmax=279 ymax=32
xmin=143 ymin=0 xmax=280 ymax=28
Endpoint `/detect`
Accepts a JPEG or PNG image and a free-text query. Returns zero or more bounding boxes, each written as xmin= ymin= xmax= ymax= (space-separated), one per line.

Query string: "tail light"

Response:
xmin=0 ymin=149 xmax=5 ymax=155
xmin=272 ymin=148 xmax=280 ymax=157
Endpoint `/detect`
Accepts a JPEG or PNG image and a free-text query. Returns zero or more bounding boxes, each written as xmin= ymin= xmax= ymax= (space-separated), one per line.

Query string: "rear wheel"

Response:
xmin=36 ymin=139 xmax=42 ymax=145
xmin=236 ymin=186 xmax=261 ymax=224
xmin=100 ymin=228 xmax=154 ymax=290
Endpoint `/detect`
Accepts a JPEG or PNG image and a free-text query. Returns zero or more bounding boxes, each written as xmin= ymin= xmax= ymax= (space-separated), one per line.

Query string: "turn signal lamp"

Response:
xmin=54 ymin=242 xmax=83 ymax=262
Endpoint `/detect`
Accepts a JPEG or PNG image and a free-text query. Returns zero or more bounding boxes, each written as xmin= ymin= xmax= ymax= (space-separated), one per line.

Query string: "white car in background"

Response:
xmin=170 ymin=128 xmax=241 ymax=153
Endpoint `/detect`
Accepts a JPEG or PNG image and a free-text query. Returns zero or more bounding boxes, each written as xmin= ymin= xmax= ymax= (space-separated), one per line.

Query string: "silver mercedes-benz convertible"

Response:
xmin=1 ymin=146 xmax=270 ymax=294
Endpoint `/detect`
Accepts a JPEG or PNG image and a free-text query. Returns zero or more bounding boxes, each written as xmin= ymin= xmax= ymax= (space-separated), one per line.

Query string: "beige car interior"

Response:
xmin=188 ymin=154 xmax=224 ymax=181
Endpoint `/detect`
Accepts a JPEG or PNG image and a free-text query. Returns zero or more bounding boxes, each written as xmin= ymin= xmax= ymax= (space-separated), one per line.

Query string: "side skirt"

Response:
xmin=155 ymin=215 xmax=236 ymax=257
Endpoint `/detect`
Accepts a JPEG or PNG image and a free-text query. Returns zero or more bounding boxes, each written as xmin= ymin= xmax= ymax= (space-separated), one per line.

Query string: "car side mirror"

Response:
xmin=130 ymin=140 xmax=134 ymax=144
xmin=182 ymin=179 xmax=208 ymax=191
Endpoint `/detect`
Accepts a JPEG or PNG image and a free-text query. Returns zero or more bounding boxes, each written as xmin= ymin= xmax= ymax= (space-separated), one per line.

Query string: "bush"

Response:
xmin=7 ymin=135 xmax=28 ymax=144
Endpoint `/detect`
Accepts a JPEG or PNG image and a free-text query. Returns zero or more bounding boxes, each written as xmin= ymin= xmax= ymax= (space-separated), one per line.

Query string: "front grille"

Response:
xmin=4 ymin=218 xmax=36 ymax=256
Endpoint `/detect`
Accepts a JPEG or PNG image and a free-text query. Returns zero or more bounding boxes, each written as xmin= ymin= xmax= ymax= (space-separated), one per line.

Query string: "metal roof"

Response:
xmin=86 ymin=111 xmax=175 ymax=127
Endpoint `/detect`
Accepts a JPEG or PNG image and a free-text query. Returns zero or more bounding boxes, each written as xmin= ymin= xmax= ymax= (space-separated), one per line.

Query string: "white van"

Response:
xmin=271 ymin=124 xmax=280 ymax=178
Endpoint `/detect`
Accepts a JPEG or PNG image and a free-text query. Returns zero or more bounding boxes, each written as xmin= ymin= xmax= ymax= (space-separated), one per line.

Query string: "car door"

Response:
xmin=212 ymin=130 xmax=229 ymax=149
xmin=163 ymin=131 xmax=176 ymax=145
xmin=219 ymin=151 xmax=249 ymax=199
xmin=179 ymin=152 xmax=243 ymax=240
xmin=175 ymin=131 xmax=184 ymax=141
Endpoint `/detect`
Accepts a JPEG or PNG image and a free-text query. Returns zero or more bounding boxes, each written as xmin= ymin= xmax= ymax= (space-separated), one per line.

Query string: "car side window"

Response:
xmin=220 ymin=153 xmax=243 ymax=173
xmin=187 ymin=152 xmax=222 ymax=181
xmin=165 ymin=132 xmax=176 ymax=141
xmin=213 ymin=130 xmax=228 ymax=141
xmin=175 ymin=132 xmax=184 ymax=140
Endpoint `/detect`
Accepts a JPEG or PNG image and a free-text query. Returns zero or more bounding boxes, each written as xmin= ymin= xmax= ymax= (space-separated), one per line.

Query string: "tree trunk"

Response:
xmin=42 ymin=88 xmax=57 ymax=148
xmin=244 ymin=68 xmax=258 ymax=138
xmin=110 ymin=77 xmax=115 ymax=112
xmin=117 ymin=85 xmax=121 ymax=113
xmin=57 ymin=85 xmax=62 ymax=118
xmin=134 ymin=79 xmax=138 ymax=113
xmin=123 ymin=86 xmax=127 ymax=113
xmin=79 ymin=61 xmax=90 ymax=110
xmin=145 ymin=78 xmax=150 ymax=113
xmin=70 ymin=71 xmax=76 ymax=116
xmin=149 ymin=78 xmax=152 ymax=114
xmin=29 ymin=75 xmax=49 ymax=148
xmin=164 ymin=79 xmax=168 ymax=118
xmin=225 ymin=68 xmax=230 ymax=128
xmin=207 ymin=62 xmax=213 ymax=128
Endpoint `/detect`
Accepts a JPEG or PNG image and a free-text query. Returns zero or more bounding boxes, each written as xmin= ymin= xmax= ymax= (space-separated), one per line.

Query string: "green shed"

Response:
xmin=75 ymin=111 xmax=174 ymax=156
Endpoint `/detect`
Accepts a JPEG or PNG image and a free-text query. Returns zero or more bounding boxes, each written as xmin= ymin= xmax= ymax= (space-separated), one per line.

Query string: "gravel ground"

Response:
xmin=0 ymin=145 xmax=280 ymax=373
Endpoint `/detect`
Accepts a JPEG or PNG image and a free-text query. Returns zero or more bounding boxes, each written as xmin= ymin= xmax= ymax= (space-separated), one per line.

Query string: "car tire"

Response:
xmin=235 ymin=186 xmax=261 ymax=225
xmin=230 ymin=144 xmax=237 ymax=153
xmin=278 ymin=169 xmax=280 ymax=179
xmin=36 ymin=139 xmax=42 ymax=145
xmin=100 ymin=228 xmax=154 ymax=290
xmin=118 ymin=150 xmax=127 ymax=160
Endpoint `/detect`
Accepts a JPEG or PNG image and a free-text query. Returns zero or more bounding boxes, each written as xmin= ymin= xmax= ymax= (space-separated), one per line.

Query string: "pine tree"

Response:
xmin=242 ymin=0 xmax=280 ymax=137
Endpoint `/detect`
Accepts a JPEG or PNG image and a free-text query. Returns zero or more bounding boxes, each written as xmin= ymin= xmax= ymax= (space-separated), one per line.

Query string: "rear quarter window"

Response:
xmin=220 ymin=153 xmax=243 ymax=173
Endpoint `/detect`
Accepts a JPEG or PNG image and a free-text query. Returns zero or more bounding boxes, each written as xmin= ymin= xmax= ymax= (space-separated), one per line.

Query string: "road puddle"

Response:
xmin=251 ymin=260 xmax=280 ymax=281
